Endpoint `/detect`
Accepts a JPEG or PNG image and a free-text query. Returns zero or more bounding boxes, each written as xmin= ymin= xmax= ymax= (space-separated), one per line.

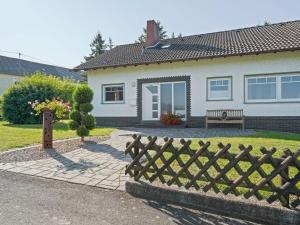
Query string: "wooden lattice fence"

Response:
xmin=125 ymin=135 xmax=300 ymax=208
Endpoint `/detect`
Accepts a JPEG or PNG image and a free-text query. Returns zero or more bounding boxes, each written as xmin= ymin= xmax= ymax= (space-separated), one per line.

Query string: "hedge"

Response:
xmin=2 ymin=73 xmax=77 ymax=124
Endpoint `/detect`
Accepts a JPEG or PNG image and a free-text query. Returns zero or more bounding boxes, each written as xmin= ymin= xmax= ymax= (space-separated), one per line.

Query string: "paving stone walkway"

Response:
xmin=0 ymin=128 xmax=255 ymax=191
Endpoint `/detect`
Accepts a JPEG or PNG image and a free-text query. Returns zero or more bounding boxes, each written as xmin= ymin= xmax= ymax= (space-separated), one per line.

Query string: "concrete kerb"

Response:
xmin=125 ymin=180 xmax=300 ymax=225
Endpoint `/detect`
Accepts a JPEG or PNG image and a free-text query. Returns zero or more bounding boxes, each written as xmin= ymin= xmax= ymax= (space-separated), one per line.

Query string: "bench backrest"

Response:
xmin=206 ymin=109 xmax=243 ymax=119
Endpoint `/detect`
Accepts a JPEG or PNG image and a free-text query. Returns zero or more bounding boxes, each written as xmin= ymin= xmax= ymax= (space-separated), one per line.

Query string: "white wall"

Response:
xmin=88 ymin=51 xmax=300 ymax=118
xmin=0 ymin=74 xmax=19 ymax=95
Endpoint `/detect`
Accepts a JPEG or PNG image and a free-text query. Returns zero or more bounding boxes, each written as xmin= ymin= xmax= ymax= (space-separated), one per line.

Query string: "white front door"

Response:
xmin=142 ymin=83 xmax=160 ymax=120
xmin=142 ymin=81 xmax=186 ymax=121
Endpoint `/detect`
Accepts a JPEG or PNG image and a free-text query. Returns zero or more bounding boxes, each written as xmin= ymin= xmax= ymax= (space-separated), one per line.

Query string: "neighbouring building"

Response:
xmin=74 ymin=20 xmax=300 ymax=132
xmin=0 ymin=55 xmax=81 ymax=94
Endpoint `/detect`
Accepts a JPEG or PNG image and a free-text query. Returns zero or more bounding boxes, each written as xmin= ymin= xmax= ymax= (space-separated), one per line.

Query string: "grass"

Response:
xmin=151 ymin=130 xmax=300 ymax=200
xmin=189 ymin=130 xmax=300 ymax=158
xmin=0 ymin=120 xmax=115 ymax=152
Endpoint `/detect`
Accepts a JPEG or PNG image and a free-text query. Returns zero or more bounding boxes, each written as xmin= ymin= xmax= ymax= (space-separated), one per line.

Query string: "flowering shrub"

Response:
xmin=29 ymin=97 xmax=71 ymax=121
xmin=2 ymin=73 xmax=76 ymax=124
xmin=160 ymin=112 xmax=182 ymax=125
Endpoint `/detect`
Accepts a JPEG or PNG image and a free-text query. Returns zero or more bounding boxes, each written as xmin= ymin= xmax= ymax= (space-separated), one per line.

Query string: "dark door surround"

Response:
xmin=137 ymin=76 xmax=191 ymax=123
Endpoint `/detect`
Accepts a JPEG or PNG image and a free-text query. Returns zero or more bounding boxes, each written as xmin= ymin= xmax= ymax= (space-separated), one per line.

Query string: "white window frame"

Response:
xmin=207 ymin=77 xmax=232 ymax=101
xmin=102 ymin=83 xmax=125 ymax=104
xmin=245 ymin=73 xmax=300 ymax=103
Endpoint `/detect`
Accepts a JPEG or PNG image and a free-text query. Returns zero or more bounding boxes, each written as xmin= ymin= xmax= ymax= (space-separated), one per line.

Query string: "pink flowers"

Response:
xmin=29 ymin=97 xmax=71 ymax=120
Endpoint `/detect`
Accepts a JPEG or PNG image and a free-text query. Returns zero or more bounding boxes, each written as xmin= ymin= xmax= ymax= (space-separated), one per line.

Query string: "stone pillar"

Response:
xmin=42 ymin=109 xmax=54 ymax=149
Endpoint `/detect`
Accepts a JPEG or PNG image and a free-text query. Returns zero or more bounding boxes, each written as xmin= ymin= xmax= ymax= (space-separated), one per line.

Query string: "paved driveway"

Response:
xmin=0 ymin=128 xmax=255 ymax=190
xmin=0 ymin=171 xmax=257 ymax=225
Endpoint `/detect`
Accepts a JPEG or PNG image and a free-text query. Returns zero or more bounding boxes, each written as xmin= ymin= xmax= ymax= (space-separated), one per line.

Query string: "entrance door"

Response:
xmin=142 ymin=81 xmax=186 ymax=121
xmin=142 ymin=83 xmax=159 ymax=120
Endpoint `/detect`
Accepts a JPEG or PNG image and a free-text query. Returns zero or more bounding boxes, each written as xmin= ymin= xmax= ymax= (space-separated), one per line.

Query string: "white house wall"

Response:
xmin=88 ymin=51 xmax=300 ymax=118
xmin=0 ymin=74 xmax=19 ymax=95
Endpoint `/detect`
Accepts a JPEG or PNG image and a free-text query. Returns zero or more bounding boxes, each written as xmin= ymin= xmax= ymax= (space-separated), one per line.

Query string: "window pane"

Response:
xmin=105 ymin=92 xmax=116 ymax=101
xmin=152 ymin=95 xmax=158 ymax=102
xmin=211 ymin=86 xmax=228 ymax=91
xmin=146 ymin=85 xmax=158 ymax=94
xmin=152 ymin=103 xmax=158 ymax=110
xmin=282 ymin=81 xmax=300 ymax=99
xmin=209 ymin=79 xmax=230 ymax=99
xmin=104 ymin=85 xmax=124 ymax=102
xmin=267 ymin=77 xmax=276 ymax=83
xmin=160 ymin=83 xmax=172 ymax=114
xmin=293 ymin=76 xmax=300 ymax=81
xmin=257 ymin=78 xmax=266 ymax=83
xmin=281 ymin=76 xmax=290 ymax=82
xmin=118 ymin=91 xmax=123 ymax=101
xmin=248 ymin=83 xmax=276 ymax=100
xmin=152 ymin=111 xmax=158 ymax=118
xmin=248 ymin=78 xmax=256 ymax=84
xmin=174 ymin=83 xmax=186 ymax=118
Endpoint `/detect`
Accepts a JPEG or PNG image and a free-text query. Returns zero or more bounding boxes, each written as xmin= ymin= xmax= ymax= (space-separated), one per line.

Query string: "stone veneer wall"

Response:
xmin=95 ymin=116 xmax=300 ymax=133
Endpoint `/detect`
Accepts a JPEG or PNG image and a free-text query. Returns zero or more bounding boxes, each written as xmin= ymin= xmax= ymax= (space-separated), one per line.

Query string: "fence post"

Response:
xmin=281 ymin=151 xmax=289 ymax=207
xmin=133 ymin=144 xmax=139 ymax=181
xmin=42 ymin=108 xmax=54 ymax=149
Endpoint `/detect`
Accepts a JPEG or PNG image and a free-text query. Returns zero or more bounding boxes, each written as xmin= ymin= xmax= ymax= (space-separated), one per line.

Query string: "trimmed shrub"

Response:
xmin=2 ymin=73 xmax=76 ymax=124
xmin=69 ymin=120 xmax=79 ymax=130
xmin=79 ymin=103 xmax=93 ymax=113
xmin=69 ymin=85 xmax=95 ymax=141
xmin=82 ymin=114 xmax=96 ymax=129
xmin=76 ymin=125 xmax=89 ymax=137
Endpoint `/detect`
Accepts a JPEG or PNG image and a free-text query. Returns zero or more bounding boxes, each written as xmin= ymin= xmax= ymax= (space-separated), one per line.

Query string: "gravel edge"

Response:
xmin=0 ymin=136 xmax=110 ymax=163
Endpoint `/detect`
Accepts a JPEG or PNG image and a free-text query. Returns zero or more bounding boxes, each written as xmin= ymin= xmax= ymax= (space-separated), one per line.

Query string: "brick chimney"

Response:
xmin=146 ymin=20 xmax=159 ymax=47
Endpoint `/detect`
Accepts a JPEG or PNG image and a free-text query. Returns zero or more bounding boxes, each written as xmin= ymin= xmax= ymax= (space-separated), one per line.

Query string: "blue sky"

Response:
xmin=0 ymin=0 xmax=299 ymax=68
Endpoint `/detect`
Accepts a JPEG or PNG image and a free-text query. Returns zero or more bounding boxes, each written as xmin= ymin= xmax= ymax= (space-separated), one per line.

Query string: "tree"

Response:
xmin=171 ymin=32 xmax=182 ymax=38
xmin=136 ymin=21 xmax=168 ymax=43
xmin=84 ymin=32 xmax=107 ymax=61
xmin=108 ymin=37 xmax=114 ymax=50
xmin=69 ymin=85 xmax=95 ymax=141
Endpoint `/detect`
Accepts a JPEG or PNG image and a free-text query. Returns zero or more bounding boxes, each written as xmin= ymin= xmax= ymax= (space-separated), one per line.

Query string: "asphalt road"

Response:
xmin=0 ymin=171 xmax=256 ymax=225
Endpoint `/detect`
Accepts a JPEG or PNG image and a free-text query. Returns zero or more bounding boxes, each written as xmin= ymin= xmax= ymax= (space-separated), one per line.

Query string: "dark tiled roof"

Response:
xmin=0 ymin=55 xmax=81 ymax=80
xmin=74 ymin=20 xmax=300 ymax=71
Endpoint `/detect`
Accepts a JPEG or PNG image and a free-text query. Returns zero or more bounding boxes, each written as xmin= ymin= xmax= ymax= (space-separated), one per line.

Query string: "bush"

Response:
xmin=69 ymin=120 xmax=79 ymax=130
xmin=2 ymin=73 xmax=77 ymax=124
xmin=69 ymin=110 xmax=81 ymax=122
xmin=69 ymin=85 xmax=95 ymax=141
xmin=0 ymin=96 xmax=3 ymax=120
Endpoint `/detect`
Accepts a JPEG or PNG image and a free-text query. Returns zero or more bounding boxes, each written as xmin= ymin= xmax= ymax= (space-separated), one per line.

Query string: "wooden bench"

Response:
xmin=205 ymin=109 xmax=244 ymax=129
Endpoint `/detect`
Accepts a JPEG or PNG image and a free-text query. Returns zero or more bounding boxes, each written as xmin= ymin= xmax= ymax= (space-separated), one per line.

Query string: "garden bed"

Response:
xmin=0 ymin=136 xmax=109 ymax=163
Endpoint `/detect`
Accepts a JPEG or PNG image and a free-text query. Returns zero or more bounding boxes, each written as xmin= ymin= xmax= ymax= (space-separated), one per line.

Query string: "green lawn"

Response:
xmin=190 ymin=130 xmax=300 ymax=157
xmin=151 ymin=130 xmax=300 ymax=200
xmin=0 ymin=120 xmax=115 ymax=151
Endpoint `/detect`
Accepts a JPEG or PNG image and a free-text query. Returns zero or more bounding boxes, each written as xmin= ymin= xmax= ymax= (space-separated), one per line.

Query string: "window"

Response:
xmin=247 ymin=76 xmax=276 ymax=100
xmin=102 ymin=84 xmax=124 ymax=103
xmin=207 ymin=77 xmax=232 ymax=100
xmin=245 ymin=74 xmax=300 ymax=102
xmin=281 ymin=75 xmax=300 ymax=99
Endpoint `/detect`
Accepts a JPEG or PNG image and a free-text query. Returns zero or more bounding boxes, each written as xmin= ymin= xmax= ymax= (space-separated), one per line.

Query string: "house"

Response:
xmin=0 ymin=55 xmax=81 ymax=95
xmin=74 ymin=20 xmax=300 ymax=132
